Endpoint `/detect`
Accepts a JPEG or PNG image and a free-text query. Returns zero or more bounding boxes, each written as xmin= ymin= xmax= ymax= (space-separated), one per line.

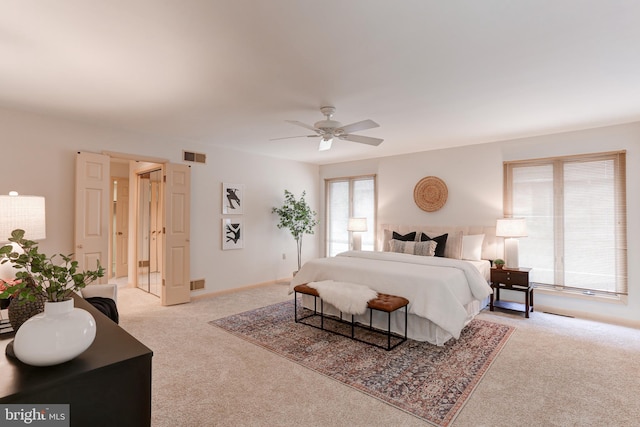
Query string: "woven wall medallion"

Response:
xmin=413 ymin=176 xmax=448 ymax=212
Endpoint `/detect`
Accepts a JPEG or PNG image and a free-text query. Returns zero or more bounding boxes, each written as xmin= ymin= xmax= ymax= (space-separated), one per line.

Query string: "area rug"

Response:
xmin=210 ymin=300 xmax=514 ymax=427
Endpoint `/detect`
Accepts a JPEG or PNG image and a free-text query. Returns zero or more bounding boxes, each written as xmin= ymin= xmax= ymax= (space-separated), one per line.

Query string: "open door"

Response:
xmin=114 ymin=178 xmax=129 ymax=278
xmin=75 ymin=152 xmax=109 ymax=282
xmin=162 ymin=163 xmax=191 ymax=305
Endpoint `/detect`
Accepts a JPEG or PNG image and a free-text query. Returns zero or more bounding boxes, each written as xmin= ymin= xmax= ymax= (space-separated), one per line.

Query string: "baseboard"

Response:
xmin=191 ymin=278 xmax=291 ymax=301
xmin=535 ymin=303 xmax=640 ymax=329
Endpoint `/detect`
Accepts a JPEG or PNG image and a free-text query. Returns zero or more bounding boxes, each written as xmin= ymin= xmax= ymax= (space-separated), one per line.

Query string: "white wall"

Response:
xmin=320 ymin=122 xmax=640 ymax=327
xmin=1 ymin=108 xmax=320 ymax=295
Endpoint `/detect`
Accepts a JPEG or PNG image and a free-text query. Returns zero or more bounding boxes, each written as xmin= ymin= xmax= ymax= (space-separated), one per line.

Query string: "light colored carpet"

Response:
xmin=117 ymin=283 xmax=640 ymax=427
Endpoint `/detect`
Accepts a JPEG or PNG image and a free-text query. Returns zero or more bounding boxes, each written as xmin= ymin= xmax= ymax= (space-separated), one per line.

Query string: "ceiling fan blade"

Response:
xmin=269 ymin=135 xmax=318 ymax=141
xmin=318 ymin=138 xmax=333 ymax=151
xmin=340 ymin=134 xmax=384 ymax=146
xmin=338 ymin=119 xmax=379 ymax=134
xmin=285 ymin=120 xmax=319 ymax=132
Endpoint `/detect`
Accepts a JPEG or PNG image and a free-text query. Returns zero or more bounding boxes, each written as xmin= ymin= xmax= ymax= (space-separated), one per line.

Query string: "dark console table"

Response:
xmin=0 ymin=295 xmax=153 ymax=427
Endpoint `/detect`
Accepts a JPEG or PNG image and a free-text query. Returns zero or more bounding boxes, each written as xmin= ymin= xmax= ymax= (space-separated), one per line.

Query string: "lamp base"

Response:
xmin=504 ymin=238 xmax=519 ymax=269
xmin=351 ymin=234 xmax=362 ymax=251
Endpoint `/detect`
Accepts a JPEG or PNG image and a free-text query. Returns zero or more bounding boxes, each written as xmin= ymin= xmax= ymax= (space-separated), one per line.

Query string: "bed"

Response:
xmin=289 ymin=224 xmax=502 ymax=346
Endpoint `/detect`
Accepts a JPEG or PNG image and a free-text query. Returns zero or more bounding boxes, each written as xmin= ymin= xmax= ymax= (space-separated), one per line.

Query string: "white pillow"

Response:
xmin=461 ymin=234 xmax=485 ymax=261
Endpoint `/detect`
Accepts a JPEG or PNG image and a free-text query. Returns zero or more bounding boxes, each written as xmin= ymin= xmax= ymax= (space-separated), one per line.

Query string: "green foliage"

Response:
xmin=0 ymin=229 xmax=104 ymax=303
xmin=272 ymin=190 xmax=318 ymax=270
xmin=494 ymin=258 xmax=505 ymax=266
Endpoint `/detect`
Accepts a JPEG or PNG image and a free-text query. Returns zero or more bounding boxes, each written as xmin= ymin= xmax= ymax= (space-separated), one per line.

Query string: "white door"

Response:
xmin=115 ymin=178 xmax=129 ymax=278
xmin=162 ymin=163 xmax=191 ymax=305
xmin=75 ymin=152 xmax=109 ymax=282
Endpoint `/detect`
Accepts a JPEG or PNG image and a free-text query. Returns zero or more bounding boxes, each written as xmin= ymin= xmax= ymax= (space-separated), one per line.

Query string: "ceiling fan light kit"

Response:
xmin=272 ymin=106 xmax=384 ymax=151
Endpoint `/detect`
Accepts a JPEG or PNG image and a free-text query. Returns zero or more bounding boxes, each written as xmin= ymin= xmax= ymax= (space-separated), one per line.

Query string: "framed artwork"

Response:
xmin=222 ymin=218 xmax=243 ymax=250
xmin=222 ymin=183 xmax=244 ymax=214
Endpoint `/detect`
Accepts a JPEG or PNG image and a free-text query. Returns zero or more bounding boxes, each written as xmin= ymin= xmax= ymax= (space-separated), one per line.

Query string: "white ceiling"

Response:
xmin=2 ymin=1 xmax=640 ymax=165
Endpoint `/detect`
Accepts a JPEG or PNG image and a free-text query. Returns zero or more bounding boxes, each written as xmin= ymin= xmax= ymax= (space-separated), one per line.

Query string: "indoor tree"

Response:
xmin=272 ymin=190 xmax=318 ymax=272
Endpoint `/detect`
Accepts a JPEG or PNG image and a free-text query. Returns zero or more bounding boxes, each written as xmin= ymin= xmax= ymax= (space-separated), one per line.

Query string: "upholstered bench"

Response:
xmin=293 ymin=283 xmax=409 ymax=350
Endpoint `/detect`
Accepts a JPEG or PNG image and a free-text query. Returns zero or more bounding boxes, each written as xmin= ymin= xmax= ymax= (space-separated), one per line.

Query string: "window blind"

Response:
xmin=325 ymin=175 xmax=376 ymax=257
xmin=504 ymin=151 xmax=627 ymax=295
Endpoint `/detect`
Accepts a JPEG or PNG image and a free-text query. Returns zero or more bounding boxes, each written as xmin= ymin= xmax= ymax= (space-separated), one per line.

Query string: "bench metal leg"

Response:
xmin=294 ymin=294 xmax=408 ymax=351
xmin=387 ymin=311 xmax=392 ymax=350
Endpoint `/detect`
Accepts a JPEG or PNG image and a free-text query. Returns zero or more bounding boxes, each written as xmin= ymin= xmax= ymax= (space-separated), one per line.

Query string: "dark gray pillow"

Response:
xmin=392 ymin=231 xmax=417 ymax=241
xmin=420 ymin=233 xmax=448 ymax=257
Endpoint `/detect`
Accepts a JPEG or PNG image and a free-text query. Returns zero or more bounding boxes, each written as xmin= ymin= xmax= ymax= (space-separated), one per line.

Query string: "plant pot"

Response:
xmin=12 ymin=298 xmax=96 ymax=366
xmin=495 ymin=264 xmax=504 ymax=270
xmin=8 ymin=294 xmax=46 ymax=332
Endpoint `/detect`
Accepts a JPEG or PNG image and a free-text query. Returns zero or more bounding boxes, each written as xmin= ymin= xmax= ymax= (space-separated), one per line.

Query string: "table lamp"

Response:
xmin=495 ymin=218 xmax=527 ymax=269
xmin=347 ymin=217 xmax=367 ymax=251
xmin=0 ymin=191 xmax=46 ymax=280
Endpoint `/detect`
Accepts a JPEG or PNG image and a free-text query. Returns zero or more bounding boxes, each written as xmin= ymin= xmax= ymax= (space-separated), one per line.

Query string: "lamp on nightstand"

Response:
xmin=496 ymin=218 xmax=527 ymax=269
xmin=347 ymin=218 xmax=367 ymax=251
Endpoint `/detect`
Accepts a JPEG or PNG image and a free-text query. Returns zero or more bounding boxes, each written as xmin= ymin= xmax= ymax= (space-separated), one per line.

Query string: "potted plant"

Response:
xmin=0 ymin=229 xmax=104 ymax=366
xmin=0 ymin=229 xmax=104 ymax=303
xmin=272 ymin=190 xmax=318 ymax=273
xmin=494 ymin=258 xmax=505 ymax=269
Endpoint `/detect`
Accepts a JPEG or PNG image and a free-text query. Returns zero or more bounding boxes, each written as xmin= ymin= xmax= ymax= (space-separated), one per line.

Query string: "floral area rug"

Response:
xmin=210 ymin=299 xmax=514 ymax=426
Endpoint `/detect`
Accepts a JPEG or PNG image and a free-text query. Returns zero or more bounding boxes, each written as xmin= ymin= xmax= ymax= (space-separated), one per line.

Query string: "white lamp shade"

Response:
xmin=0 ymin=194 xmax=47 ymax=242
xmin=495 ymin=218 xmax=527 ymax=238
xmin=347 ymin=217 xmax=368 ymax=232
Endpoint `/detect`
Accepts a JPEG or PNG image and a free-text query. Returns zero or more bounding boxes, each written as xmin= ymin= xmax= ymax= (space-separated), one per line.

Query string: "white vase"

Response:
xmin=13 ymin=298 xmax=96 ymax=366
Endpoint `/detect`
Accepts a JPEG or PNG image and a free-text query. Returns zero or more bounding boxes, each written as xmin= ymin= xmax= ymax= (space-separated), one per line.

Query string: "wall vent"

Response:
xmin=542 ymin=311 xmax=575 ymax=318
xmin=183 ymin=150 xmax=207 ymax=164
xmin=190 ymin=279 xmax=205 ymax=291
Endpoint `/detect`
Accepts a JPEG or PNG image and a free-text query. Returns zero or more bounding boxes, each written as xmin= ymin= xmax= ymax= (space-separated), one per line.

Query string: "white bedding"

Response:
xmin=289 ymin=251 xmax=493 ymax=345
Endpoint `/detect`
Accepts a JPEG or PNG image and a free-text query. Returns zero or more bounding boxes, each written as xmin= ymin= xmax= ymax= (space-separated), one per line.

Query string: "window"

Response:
xmin=504 ymin=151 xmax=627 ymax=295
xmin=325 ymin=175 xmax=376 ymax=257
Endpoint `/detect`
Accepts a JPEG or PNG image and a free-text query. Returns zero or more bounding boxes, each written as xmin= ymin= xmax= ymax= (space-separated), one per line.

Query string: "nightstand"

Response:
xmin=489 ymin=267 xmax=533 ymax=318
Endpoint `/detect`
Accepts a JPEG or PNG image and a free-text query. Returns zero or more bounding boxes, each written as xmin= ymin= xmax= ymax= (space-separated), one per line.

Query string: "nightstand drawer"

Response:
xmin=491 ymin=269 xmax=529 ymax=287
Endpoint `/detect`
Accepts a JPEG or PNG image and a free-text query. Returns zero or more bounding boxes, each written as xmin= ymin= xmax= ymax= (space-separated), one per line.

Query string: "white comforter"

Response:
xmin=289 ymin=251 xmax=493 ymax=340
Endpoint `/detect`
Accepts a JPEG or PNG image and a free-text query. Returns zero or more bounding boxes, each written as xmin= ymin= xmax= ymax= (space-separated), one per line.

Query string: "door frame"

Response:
xmin=76 ymin=151 xmax=191 ymax=306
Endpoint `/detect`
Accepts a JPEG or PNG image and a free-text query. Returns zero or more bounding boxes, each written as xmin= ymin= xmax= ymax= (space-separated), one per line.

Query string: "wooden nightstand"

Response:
xmin=489 ymin=267 xmax=533 ymax=318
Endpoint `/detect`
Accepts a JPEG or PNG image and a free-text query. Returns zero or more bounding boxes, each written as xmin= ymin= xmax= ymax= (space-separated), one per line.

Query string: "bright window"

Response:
xmin=325 ymin=176 xmax=376 ymax=257
xmin=504 ymin=151 xmax=627 ymax=295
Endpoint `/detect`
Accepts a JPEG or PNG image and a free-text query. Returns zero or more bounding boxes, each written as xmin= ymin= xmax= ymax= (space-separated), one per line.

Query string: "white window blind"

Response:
xmin=326 ymin=176 xmax=376 ymax=257
xmin=504 ymin=151 xmax=627 ymax=295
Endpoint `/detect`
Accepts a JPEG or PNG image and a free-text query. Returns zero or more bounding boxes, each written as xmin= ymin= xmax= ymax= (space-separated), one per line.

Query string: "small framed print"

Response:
xmin=222 ymin=218 xmax=243 ymax=250
xmin=222 ymin=183 xmax=244 ymax=215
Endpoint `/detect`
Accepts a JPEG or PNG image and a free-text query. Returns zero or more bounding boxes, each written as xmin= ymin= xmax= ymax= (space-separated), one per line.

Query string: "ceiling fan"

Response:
xmin=271 ymin=106 xmax=383 ymax=151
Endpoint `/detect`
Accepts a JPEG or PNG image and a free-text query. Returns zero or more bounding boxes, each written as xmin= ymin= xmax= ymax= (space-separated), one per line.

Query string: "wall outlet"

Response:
xmin=282 ymin=253 xmax=286 ymax=260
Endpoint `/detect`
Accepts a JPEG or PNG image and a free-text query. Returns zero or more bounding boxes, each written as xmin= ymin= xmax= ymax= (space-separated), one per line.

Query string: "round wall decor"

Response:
xmin=413 ymin=176 xmax=448 ymax=212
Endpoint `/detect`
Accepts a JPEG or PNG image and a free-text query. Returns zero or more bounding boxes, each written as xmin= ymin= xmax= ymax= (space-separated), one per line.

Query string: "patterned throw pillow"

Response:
xmin=420 ymin=233 xmax=448 ymax=257
xmin=389 ymin=239 xmax=437 ymax=256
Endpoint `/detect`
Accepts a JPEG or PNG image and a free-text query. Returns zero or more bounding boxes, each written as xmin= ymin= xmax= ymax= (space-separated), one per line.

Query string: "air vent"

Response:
xmin=183 ymin=150 xmax=206 ymax=164
xmin=190 ymin=279 xmax=205 ymax=291
xmin=542 ymin=311 xmax=574 ymax=318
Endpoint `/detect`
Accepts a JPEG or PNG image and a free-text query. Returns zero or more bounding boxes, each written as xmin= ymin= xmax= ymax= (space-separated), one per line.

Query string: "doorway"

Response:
xmin=136 ymin=168 xmax=163 ymax=297
xmin=76 ymin=151 xmax=191 ymax=306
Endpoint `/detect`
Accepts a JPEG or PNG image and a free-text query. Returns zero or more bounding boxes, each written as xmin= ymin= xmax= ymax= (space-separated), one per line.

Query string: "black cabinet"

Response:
xmin=0 ymin=295 xmax=152 ymax=427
